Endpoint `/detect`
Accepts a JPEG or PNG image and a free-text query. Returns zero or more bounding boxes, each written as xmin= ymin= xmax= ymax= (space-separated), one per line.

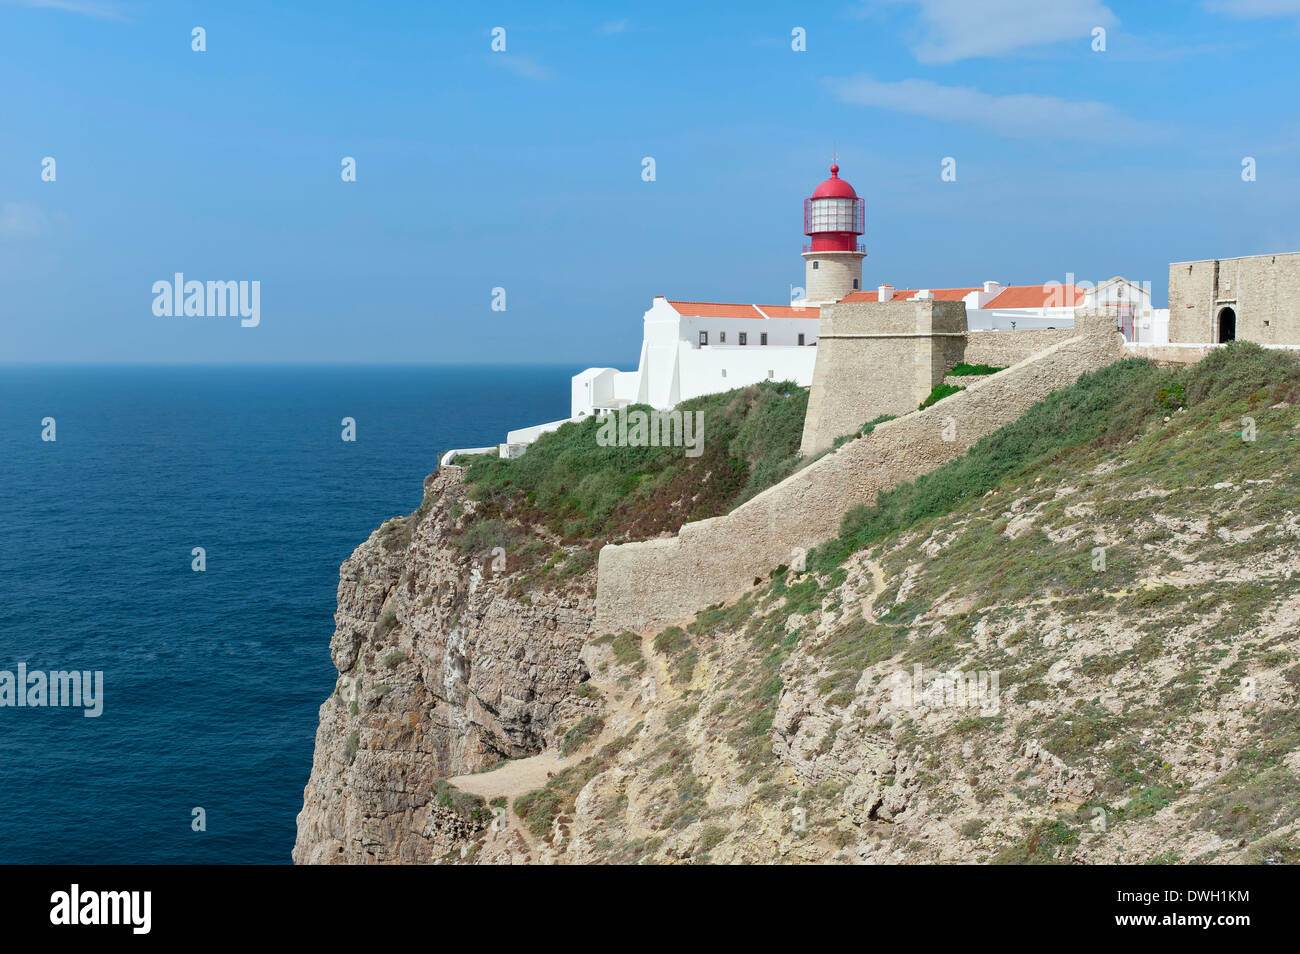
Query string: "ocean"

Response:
xmin=0 ymin=365 xmax=574 ymax=864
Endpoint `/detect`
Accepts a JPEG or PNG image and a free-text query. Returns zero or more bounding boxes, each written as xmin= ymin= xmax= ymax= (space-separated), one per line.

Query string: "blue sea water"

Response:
xmin=0 ymin=365 xmax=573 ymax=864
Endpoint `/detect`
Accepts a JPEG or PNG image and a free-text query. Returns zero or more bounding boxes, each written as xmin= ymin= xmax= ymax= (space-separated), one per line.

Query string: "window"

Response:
xmin=853 ymin=279 xmax=859 ymax=289
xmin=739 ymin=332 xmax=748 ymax=345
xmin=699 ymin=331 xmax=708 ymax=346
xmin=812 ymin=261 xmax=819 ymax=270
xmin=798 ymin=333 xmax=805 ymax=346
xmin=809 ymin=197 xmax=860 ymax=232
xmin=719 ymin=331 xmax=726 ymax=343
xmin=760 ymin=333 xmax=768 ymax=346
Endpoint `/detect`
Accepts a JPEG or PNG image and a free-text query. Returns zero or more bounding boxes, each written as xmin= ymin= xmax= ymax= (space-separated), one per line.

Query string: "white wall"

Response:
xmin=967 ymin=306 xmax=1077 ymax=331
xmin=572 ymin=368 xmax=618 ymax=418
xmin=1132 ymin=307 xmax=1170 ymax=345
xmin=506 ymin=418 xmax=570 ymax=444
xmin=677 ymin=345 xmax=816 ymax=400
xmin=1085 ymin=279 xmax=1152 ymax=311
xmin=570 ymin=297 xmax=821 ymax=417
xmin=676 ymin=315 xmax=818 ymax=348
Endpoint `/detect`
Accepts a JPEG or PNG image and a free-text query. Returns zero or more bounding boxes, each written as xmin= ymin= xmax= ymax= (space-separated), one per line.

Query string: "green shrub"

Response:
xmin=831 ymin=413 xmax=896 ymax=450
xmin=948 ymin=362 xmax=1008 ymax=376
xmin=697 ymin=825 xmax=728 ymax=854
xmin=594 ymin=631 xmax=644 ymax=667
xmin=378 ymin=515 xmax=414 ymax=552
xmin=919 ymin=382 xmax=964 ymax=410
xmin=559 ymin=547 xmax=597 ymax=577
xmin=653 ymin=626 xmax=691 ymax=655
xmin=432 ymin=780 xmax=491 ymax=824
xmin=452 ymin=517 xmax=523 ymax=558
xmin=560 ymin=715 xmax=605 ymax=756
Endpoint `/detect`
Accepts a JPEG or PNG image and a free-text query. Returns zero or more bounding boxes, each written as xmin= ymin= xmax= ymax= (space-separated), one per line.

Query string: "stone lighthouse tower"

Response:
xmin=801 ymin=163 xmax=865 ymax=306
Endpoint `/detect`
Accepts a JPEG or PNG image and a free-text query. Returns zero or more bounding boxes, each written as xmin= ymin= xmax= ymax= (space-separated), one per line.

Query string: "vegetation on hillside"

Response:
xmin=814 ymin=346 xmax=1300 ymax=574
xmin=454 ymin=380 xmax=807 ymax=551
xmin=506 ymin=343 xmax=1300 ymax=864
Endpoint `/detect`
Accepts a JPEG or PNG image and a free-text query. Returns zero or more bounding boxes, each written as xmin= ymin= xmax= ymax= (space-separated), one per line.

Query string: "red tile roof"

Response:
xmin=666 ymin=301 xmax=819 ymax=320
xmin=666 ymin=301 xmax=764 ymax=319
xmin=840 ymin=287 xmax=979 ymax=302
xmin=662 ymin=285 xmax=1084 ymax=319
xmin=757 ymin=304 xmax=818 ymax=318
xmin=984 ymin=284 xmax=1086 ymax=309
xmin=839 ymin=283 xmax=1087 ymax=309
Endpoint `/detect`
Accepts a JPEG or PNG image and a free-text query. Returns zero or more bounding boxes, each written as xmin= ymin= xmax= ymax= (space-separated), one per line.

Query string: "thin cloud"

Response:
xmin=0 ymin=203 xmax=52 ymax=240
xmin=1204 ymin=0 xmax=1300 ymax=15
xmin=599 ymin=19 xmax=630 ymax=35
xmin=7 ymin=0 xmax=129 ymax=20
xmin=825 ymin=74 xmax=1156 ymax=142
xmin=1097 ymin=31 xmax=1242 ymax=62
xmin=862 ymin=0 xmax=1117 ymax=63
xmin=490 ymin=55 xmax=552 ymax=81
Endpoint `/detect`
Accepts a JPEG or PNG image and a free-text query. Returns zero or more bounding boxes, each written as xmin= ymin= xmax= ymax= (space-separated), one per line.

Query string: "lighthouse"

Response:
xmin=801 ymin=163 xmax=866 ymax=305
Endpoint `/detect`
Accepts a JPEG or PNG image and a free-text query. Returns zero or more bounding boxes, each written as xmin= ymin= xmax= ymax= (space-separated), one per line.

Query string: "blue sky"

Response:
xmin=1 ymin=0 xmax=1297 ymax=365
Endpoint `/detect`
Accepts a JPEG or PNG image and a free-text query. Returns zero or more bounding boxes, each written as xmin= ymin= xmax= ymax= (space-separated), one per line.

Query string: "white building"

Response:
xmin=440 ymin=164 xmax=1160 ymax=464
xmin=569 ymin=297 xmax=820 ymax=418
xmin=1085 ymin=276 xmax=1167 ymax=343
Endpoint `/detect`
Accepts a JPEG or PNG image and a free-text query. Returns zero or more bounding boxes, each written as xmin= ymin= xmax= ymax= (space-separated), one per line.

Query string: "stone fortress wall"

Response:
xmin=963 ymin=328 xmax=1075 ymax=368
xmin=595 ymin=311 xmax=1124 ymax=632
xmin=1169 ymin=251 xmax=1300 ymax=345
xmin=798 ymin=299 xmax=967 ymax=456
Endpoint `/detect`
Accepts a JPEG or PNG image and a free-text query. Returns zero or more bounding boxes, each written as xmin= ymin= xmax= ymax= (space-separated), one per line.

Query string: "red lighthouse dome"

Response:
xmin=804 ymin=163 xmax=865 ymax=252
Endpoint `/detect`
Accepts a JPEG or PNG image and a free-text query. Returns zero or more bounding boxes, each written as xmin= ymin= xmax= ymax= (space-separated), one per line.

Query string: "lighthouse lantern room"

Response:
xmin=801 ymin=163 xmax=867 ymax=305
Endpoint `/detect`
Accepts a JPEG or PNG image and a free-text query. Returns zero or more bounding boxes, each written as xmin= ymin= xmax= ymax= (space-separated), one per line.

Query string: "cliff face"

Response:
xmin=293 ymin=468 xmax=597 ymax=864
xmin=297 ymin=348 xmax=1300 ymax=865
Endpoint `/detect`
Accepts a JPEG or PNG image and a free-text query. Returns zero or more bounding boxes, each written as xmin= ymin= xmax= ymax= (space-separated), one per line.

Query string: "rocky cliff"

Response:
xmin=292 ymin=467 xmax=598 ymax=864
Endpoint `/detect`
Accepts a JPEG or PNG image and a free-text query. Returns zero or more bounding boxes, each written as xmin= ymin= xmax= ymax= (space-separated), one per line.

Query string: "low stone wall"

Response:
xmin=1124 ymin=341 xmax=1300 ymax=365
xmin=963 ymin=328 xmax=1075 ymax=368
xmin=1123 ymin=342 xmax=1219 ymax=365
xmin=595 ymin=314 xmax=1123 ymax=633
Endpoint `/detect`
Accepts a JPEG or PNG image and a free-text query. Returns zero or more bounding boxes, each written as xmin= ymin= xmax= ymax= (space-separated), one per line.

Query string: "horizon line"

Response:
xmin=0 ymin=360 xmax=610 ymax=369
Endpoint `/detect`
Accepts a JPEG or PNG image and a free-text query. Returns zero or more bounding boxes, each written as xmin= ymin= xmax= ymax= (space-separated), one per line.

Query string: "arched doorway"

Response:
xmin=1218 ymin=307 xmax=1236 ymax=343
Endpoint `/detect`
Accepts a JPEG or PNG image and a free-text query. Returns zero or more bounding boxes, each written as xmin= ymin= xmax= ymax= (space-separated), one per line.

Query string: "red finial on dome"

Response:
xmin=811 ymin=164 xmax=858 ymax=199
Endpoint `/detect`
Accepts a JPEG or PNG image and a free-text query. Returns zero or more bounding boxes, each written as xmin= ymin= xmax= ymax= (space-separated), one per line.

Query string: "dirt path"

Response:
xmin=447 ymin=749 xmax=576 ymax=800
xmin=866 ymin=558 xmax=886 ymax=597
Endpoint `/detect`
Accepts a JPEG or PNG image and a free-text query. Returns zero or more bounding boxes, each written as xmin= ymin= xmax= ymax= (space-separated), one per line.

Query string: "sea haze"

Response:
xmin=0 ymin=364 xmax=574 ymax=863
